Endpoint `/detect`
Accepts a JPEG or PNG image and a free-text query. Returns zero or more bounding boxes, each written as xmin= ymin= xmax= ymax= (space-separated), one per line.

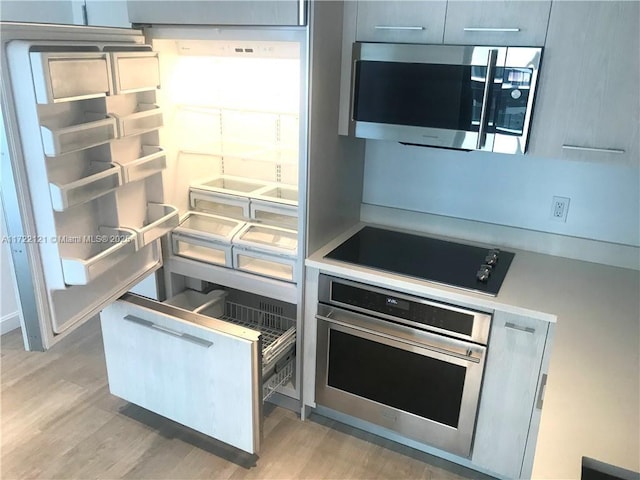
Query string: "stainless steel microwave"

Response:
xmin=348 ymin=43 xmax=542 ymax=154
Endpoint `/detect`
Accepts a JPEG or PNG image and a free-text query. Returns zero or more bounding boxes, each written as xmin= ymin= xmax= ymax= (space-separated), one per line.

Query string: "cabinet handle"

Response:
xmin=536 ymin=373 xmax=548 ymax=409
xmin=124 ymin=314 xmax=213 ymax=348
xmin=464 ymin=27 xmax=521 ymax=33
xmin=477 ymin=49 xmax=499 ymax=149
xmin=374 ymin=25 xmax=425 ymax=31
xmin=505 ymin=322 xmax=535 ymax=334
xmin=562 ymin=145 xmax=625 ymax=154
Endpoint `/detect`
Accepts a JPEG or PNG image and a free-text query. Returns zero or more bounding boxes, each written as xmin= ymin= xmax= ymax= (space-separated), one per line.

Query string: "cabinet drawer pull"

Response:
xmin=374 ymin=25 xmax=425 ymax=31
xmin=505 ymin=322 xmax=535 ymax=334
xmin=536 ymin=373 xmax=548 ymax=409
xmin=463 ymin=27 xmax=521 ymax=33
xmin=562 ymin=145 xmax=625 ymax=154
xmin=124 ymin=314 xmax=213 ymax=348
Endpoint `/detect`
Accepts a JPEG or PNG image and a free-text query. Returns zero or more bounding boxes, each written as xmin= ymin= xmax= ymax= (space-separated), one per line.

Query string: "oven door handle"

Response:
xmin=315 ymin=312 xmax=484 ymax=364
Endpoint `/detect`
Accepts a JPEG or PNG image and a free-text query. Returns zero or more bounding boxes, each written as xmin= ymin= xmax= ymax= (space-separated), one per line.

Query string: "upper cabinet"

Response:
xmin=443 ymin=1 xmax=551 ymax=46
xmin=355 ymin=1 xmax=447 ymax=44
xmin=127 ymin=0 xmax=305 ymax=26
xmin=354 ymin=1 xmax=550 ymax=46
xmin=528 ymin=1 xmax=640 ymax=163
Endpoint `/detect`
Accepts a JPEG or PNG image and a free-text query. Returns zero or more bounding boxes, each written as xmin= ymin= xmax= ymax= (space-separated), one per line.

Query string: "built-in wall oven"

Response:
xmin=315 ymin=275 xmax=491 ymax=458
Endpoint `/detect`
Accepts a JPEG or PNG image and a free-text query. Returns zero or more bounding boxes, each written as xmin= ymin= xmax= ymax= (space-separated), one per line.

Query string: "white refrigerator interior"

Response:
xmin=2 ymin=23 xmax=305 ymax=453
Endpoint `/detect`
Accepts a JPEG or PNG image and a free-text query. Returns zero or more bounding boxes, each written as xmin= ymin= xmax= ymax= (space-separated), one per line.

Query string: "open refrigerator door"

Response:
xmin=2 ymin=21 xmax=307 ymax=453
xmin=1 ymin=23 xmax=173 ymax=351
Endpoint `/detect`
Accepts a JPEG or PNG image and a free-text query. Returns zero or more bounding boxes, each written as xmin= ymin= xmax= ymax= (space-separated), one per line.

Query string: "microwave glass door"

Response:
xmin=354 ymin=61 xmax=484 ymax=133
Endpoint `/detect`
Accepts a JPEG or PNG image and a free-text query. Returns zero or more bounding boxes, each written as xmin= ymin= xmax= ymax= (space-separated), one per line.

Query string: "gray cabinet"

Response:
xmin=528 ymin=1 xmax=639 ymax=163
xmin=355 ymin=1 xmax=447 ymax=44
xmin=472 ymin=311 xmax=553 ymax=479
xmin=443 ymin=1 xmax=551 ymax=46
xmin=127 ymin=0 xmax=305 ymax=26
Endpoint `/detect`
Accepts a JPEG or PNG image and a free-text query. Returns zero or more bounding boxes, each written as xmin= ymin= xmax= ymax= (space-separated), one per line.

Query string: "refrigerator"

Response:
xmin=0 ymin=20 xmax=309 ymax=454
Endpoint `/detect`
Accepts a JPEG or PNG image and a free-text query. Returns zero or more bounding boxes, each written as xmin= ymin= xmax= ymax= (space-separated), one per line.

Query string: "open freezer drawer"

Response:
xmin=100 ymin=293 xmax=295 ymax=454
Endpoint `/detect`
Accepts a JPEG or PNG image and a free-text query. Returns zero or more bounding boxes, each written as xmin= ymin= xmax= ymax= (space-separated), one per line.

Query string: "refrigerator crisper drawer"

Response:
xmin=190 ymin=189 xmax=251 ymax=219
xmin=100 ymin=293 xmax=296 ymax=454
xmin=232 ymin=224 xmax=298 ymax=283
xmin=30 ymin=51 xmax=112 ymax=104
xmin=171 ymin=212 xmax=243 ymax=267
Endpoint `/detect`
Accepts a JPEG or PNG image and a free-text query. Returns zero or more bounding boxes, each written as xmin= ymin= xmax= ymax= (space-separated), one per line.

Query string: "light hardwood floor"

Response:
xmin=1 ymin=319 xmax=492 ymax=480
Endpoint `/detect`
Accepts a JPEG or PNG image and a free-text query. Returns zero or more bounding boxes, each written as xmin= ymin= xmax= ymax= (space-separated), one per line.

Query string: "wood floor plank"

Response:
xmin=1 ymin=322 xmax=493 ymax=480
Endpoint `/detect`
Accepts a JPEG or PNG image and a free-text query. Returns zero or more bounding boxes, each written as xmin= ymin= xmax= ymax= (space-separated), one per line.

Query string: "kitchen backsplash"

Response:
xmin=362 ymin=140 xmax=639 ymax=267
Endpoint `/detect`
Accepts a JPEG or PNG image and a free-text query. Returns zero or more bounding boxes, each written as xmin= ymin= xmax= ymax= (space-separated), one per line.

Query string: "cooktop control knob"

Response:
xmin=476 ymin=264 xmax=492 ymax=282
xmin=484 ymin=249 xmax=500 ymax=266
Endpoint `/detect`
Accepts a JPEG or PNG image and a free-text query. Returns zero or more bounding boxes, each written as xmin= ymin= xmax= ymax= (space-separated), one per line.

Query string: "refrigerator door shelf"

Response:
xmin=40 ymin=115 xmax=117 ymax=156
xmin=112 ymin=104 xmax=163 ymax=137
xmin=30 ymin=51 xmax=112 ymax=104
xmin=49 ymin=161 xmax=122 ymax=211
xmin=130 ymin=203 xmax=180 ymax=247
xmin=109 ymin=51 xmax=161 ymax=95
xmin=190 ymin=188 xmax=251 ymax=219
xmin=117 ymin=145 xmax=166 ymax=183
xmin=60 ymin=226 xmax=138 ymax=285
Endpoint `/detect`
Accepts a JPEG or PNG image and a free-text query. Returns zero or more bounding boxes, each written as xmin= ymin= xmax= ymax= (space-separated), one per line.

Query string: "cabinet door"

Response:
xmin=100 ymin=294 xmax=262 ymax=454
xmin=472 ymin=312 xmax=550 ymax=479
xmin=355 ymin=0 xmax=447 ymax=44
xmin=127 ymin=0 xmax=304 ymax=26
xmin=528 ymin=1 xmax=639 ymax=163
xmin=443 ymin=1 xmax=551 ymax=46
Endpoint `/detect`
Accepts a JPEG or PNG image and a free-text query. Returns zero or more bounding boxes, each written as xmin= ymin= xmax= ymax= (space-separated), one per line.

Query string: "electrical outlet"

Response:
xmin=551 ymin=196 xmax=570 ymax=222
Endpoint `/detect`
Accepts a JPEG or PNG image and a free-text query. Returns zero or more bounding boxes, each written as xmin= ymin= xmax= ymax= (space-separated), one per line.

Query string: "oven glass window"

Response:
xmin=327 ymin=329 xmax=466 ymax=428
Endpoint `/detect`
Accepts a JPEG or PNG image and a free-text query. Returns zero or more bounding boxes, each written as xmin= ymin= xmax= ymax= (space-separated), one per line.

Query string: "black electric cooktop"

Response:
xmin=325 ymin=227 xmax=515 ymax=296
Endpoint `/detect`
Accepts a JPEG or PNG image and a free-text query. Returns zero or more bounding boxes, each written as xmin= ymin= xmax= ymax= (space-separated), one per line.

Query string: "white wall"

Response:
xmin=0 ymin=1 xmax=77 ymax=24
xmin=0 ymin=199 xmax=21 ymax=334
xmin=0 ymin=0 xmax=130 ymax=27
xmin=363 ymin=141 xmax=640 ymax=251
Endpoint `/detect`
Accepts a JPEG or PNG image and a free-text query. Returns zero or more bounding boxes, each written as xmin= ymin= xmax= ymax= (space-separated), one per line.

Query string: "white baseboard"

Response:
xmin=1 ymin=311 xmax=21 ymax=335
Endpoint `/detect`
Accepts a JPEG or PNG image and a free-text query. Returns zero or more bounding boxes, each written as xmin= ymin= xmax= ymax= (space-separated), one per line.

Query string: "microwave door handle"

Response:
xmin=476 ymin=49 xmax=499 ymax=150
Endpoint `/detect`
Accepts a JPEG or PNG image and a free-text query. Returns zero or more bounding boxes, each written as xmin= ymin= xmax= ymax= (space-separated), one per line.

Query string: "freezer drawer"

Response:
xmin=100 ymin=293 xmax=296 ymax=454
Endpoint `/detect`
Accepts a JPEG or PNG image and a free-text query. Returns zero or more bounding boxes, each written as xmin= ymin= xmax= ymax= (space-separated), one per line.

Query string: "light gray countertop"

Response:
xmin=305 ymin=221 xmax=640 ymax=479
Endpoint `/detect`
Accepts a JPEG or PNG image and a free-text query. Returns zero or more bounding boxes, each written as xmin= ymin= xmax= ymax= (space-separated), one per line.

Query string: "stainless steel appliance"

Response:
xmin=348 ymin=43 xmax=542 ymax=154
xmin=315 ymin=275 xmax=491 ymax=458
xmin=324 ymin=226 xmax=515 ymax=296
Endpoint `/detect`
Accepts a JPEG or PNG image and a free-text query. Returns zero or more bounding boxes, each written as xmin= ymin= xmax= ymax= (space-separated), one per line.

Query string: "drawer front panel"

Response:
xmin=100 ymin=296 xmax=261 ymax=453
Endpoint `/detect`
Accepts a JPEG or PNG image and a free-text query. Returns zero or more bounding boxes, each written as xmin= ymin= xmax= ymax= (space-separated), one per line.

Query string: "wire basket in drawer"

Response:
xmin=263 ymin=360 xmax=294 ymax=402
xmin=220 ymin=301 xmax=296 ymax=371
